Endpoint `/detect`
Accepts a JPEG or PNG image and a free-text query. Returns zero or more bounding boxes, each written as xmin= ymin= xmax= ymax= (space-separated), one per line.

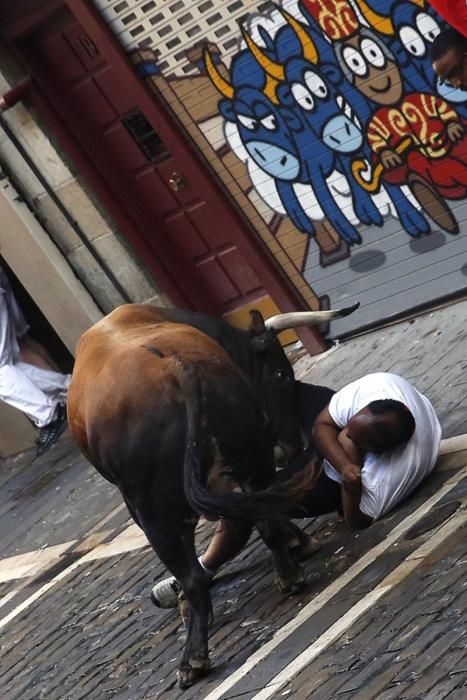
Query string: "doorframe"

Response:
xmin=1 ymin=0 xmax=326 ymax=353
xmin=30 ymin=84 xmax=195 ymax=310
xmin=67 ymin=0 xmax=327 ymax=353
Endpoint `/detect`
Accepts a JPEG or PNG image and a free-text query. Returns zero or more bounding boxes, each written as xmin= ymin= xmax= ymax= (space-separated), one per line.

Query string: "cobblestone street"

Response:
xmin=0 ymin=300 xmax=466 ymax=699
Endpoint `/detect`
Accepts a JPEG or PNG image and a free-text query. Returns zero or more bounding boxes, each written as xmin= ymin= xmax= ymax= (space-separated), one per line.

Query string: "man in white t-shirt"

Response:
xmin=312 ymin=373 xmax=442 ymax=527
xmin=151 ymin=374 xmax=441 ymax=607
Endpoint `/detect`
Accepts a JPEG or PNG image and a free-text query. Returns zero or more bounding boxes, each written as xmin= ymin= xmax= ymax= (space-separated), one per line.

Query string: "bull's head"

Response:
xmin=205 ymin=47 xmax=304 ymax=181
xmin=243 ymin=10 xmax=364 ymax=156
xmin=247 ymin=304 xmax=359 ymax=464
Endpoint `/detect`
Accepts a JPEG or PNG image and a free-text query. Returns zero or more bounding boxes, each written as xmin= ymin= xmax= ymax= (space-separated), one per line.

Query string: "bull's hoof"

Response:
xmin=177 ymin=659 xmax=211 ymax=689
xmin=275 ymin=573 xmax=306 ymax=595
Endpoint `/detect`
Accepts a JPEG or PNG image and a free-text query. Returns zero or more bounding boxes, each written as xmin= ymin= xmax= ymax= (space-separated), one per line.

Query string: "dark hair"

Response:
xmin=430 ymin=28 xmax=467 ymax=63
xmin=367 ymin=399 xmax=416 ymax=448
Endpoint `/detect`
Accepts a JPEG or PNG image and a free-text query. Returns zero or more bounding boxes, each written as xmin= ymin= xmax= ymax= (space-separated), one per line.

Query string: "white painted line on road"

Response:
xmin=0 ymin=524 xmax=148 ymax=586
xmin=203 ymin=465 xmax=467 ymax=700
xmin=0 ymin=590 xmax=19 ymax=611
xmin=0 ymin=556 xmax=86 ymax=632
xmin=0 ymin=541 xmax=76 ymax=583
xmin=0 ymin=436 xmax=464 ymax=584
xmin=89 ymin=524 xmax=149 ymax=560
xmin=0 ymin=455 xmax=465 ymax=641
xmin=251 ymin=506 xmax=466 ymax=700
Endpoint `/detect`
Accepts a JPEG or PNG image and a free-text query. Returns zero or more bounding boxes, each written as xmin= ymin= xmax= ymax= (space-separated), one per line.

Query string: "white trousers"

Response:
xmin=0 ymin=362 xmax=70 ymax=427
xmin=0 ymin=267 xmax=70 ymax=428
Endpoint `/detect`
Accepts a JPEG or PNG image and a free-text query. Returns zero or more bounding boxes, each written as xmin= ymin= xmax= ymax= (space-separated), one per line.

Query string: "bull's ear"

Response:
xmin=219 ymin=99 xmax=236 ymax=122
xmin=321 ymin=63 xmax=342 ymax=85
xmin=388 ymin=39 xmax=409 ymax=66
xmin=249 ymin=309 xmax=266 ymax=334
xmin=249 ymin=310 xmax=273 ymax=353
xmin=279 ymin=99 xmax=302 ymax=131
xmin=277 ymin=83 xmax=293 ymax=105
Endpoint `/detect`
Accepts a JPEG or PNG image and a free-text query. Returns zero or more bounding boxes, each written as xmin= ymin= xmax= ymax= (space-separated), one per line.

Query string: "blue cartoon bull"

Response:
xmin=299 ymin=0 xmax=432 ymax=236
xmin=243 ymin=11 xmax=385 ymax=244
xmin=205 ymin=47 xmax=320 ymax=235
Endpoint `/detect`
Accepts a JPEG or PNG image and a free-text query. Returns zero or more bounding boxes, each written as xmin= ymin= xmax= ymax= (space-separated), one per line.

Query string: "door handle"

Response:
xmin=168 ymin=173 xmax=186 ymax=191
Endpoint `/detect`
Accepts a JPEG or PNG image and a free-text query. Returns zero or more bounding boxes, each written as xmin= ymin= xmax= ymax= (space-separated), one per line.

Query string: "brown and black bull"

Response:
xmin=67 ymin=302 xmax=357 ymax=687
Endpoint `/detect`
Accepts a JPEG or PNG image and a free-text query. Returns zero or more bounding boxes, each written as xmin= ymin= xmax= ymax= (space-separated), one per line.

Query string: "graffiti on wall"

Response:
xmin=204 ymin=0 xmax=467 ymax=250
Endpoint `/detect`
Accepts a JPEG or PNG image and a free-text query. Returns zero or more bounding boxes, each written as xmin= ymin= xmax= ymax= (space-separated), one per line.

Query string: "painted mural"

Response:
xmin=204 ymin=0 xmax=467 ymax=248
xmin=126 ymin=0 xmax=467 ymax=334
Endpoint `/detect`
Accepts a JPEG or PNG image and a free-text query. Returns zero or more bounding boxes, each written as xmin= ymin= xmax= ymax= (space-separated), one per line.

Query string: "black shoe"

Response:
xmin=35 ymin=404 xmax=68 ymax=456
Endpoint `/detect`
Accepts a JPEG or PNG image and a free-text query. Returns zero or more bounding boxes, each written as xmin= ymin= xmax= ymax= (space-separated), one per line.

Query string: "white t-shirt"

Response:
xmin=323 ymin=373 xmax=442 ymax=520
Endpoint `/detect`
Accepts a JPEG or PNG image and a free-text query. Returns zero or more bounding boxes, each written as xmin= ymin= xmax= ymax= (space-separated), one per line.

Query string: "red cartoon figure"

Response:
xmin=303 ymin=0 xmax=467 ymax=234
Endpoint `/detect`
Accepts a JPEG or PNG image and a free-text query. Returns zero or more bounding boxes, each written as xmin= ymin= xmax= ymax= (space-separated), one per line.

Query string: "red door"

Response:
xmin=15 ymin=5 xmax=268 ymax=315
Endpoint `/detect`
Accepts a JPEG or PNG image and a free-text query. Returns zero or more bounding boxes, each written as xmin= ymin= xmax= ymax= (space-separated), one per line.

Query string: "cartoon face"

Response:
xmin=394 ymin=6 xmax=441 ymax=88
xmin=336 ymin=32 xmax=403 ymax=105
xmin=220 ymin=87 xmax=303 ymax=181
xmin=322 ymin=97 xmax=363 ymax=153
xmin=398 ymin=11 xmax=440 ymax=57
xmin=280 ymin=58 xmax=364 ymax=154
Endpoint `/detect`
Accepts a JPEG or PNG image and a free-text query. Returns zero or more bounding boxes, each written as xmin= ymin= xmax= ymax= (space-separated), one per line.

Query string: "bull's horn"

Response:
xmin=353 ymin=0 xmax=395 ymax=35
xmin=264 ymin=75 xmax=280 ymax=103
xmin=279 ymin=7 xmax=318 ymax=64
xmin=241 ymin=27 xmax=285 ymax=81
xmin=265 ymin=303 xmax=360 ymax=332
xmin=204 ymin=48 xmax=235 ymax=98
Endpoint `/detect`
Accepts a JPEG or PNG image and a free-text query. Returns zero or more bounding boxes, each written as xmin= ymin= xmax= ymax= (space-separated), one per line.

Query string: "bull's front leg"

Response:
xmin=255 ymin=519 xmax=308 ymax=595
xmin=175 ymin=563 xmax=212 ymax=688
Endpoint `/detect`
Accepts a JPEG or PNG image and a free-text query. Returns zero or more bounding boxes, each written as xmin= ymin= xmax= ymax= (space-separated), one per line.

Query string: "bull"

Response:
xmin=67 ymin=302 xmax=358 ymax=687
xmin=242 ymin=12 xmax=384 ymax=243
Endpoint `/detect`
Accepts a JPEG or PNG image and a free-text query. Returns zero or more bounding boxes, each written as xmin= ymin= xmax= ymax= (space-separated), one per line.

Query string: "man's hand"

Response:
xmin=341 ymin=462 xmax=362 ymax=490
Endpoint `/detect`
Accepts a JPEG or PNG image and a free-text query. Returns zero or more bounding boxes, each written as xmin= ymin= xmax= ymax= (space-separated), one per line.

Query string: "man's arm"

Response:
xmin=313 ymin=407 xmax=372 ymax=529
xmin=340 ymin=480 xmax=373 ymax=529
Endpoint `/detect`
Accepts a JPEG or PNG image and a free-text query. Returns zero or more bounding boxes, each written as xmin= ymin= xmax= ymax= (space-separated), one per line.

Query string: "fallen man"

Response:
xmin=152 ymin=372 xmax=442 ymax=607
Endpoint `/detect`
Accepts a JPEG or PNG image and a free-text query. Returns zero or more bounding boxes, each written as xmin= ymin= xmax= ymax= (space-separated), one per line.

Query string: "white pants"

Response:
xmin=0 ymin=267 xmax=70 ymax=428
xmin=0 ymin=362 xmax=70 ymax=427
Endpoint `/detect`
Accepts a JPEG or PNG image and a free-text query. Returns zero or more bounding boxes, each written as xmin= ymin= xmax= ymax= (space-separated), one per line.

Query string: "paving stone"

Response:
xmin=266 ymin=510 xmax=466 ymax=700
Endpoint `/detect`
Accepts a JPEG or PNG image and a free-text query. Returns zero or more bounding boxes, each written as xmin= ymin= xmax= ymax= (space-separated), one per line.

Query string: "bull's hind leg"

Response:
xmin=255 ymin=519 xmax=307 ymax=595
xmin=136 ymin=512 xmax=212 ymax=688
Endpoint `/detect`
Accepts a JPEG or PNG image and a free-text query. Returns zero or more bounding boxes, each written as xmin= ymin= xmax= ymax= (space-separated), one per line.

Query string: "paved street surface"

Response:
xmin=0 ymin=298 xmax=466 ymax=699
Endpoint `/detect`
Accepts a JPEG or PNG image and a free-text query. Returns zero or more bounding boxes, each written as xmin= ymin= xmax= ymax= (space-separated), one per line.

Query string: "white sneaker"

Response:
xmin=150 ymin=559 xmax=216 ymax=609
xmin=151 ymin=576 xmax=181 ymax=608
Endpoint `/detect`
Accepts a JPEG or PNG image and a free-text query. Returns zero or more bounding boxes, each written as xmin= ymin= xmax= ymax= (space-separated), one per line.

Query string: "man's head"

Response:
xmin=347 ymin=399 xmax=416 ymax=454
xmin=431 ymin=28 xmax=467 ymax=90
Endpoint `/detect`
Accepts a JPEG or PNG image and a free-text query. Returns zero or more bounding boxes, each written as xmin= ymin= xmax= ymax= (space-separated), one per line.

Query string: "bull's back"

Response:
xmin=67 ymin=310 xmax=240 ymax=470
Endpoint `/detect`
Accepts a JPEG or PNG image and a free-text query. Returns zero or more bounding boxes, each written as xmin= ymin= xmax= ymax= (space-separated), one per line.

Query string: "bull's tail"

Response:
xmin=179 ymin=362 xmax=321 ymax=521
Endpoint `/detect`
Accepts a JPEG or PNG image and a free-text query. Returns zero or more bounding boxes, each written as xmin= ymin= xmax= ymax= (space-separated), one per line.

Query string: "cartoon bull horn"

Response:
xmin=264 ymin=304 xmax=360 ymax=332
xmin=278 ymin=7 xmax=318 ymax=64
xmin=352 ymin=0 xmax=395 ymax=35
xmin=241 ymin=26 xmax=286 ymax=81
xmin=204 ymin=48 xmax=234 ymax=98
